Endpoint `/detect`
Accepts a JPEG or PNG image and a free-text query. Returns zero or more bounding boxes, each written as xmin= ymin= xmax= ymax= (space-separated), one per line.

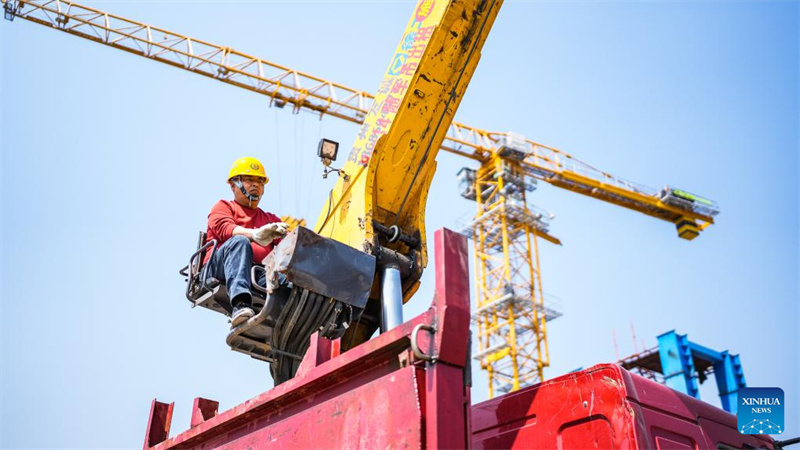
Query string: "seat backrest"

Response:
xmin=192 ymin=231 xmax=209 ymax=275
xmin=196 ymin=231 xmax=207 ymax=250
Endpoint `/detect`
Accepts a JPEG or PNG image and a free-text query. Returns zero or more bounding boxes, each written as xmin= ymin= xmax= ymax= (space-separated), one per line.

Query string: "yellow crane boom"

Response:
xmin=2 ymin=0 xmax=719 ymax=239
xmin=315 ymin=0 xmax=503 ymax=352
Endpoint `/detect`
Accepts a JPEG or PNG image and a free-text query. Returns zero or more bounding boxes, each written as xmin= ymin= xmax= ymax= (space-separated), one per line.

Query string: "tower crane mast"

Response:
xmin=3 ymin=0 xmax=720 ymax=396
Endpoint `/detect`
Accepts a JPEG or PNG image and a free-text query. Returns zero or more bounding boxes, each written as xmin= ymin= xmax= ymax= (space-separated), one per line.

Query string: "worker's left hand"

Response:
xmin=252 ymin=222 xmax=289 ymax=246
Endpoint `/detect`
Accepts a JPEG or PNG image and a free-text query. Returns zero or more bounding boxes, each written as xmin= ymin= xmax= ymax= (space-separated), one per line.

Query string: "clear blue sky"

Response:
xmin=2 ymin=1 xmax=797 ymax=448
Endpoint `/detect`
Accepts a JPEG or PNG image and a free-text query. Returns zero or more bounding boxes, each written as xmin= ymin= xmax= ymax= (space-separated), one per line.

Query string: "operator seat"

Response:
xmin=179 ymin=232 xmax=266 ymax=312
xmin=179 ymin=231 xmax=287 ymax=363
xmin=180 ymin=227 xmax=375 ymax=384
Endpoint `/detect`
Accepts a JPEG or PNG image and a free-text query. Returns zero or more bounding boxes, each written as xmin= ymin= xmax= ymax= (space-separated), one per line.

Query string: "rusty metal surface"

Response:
xmin=265 ymin=226 xmax=375 ymax=309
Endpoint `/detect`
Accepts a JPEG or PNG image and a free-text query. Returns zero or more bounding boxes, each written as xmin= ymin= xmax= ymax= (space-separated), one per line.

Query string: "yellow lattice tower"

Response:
xmin=461 ymin=151 xmax=562 ymax=397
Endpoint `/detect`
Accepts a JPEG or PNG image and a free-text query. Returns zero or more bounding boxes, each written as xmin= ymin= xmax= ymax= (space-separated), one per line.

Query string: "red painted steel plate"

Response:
xmin=471 ymin=364 xmax=775 ymax=450
xmin=170 ymin=366 xmax=422 ymax=449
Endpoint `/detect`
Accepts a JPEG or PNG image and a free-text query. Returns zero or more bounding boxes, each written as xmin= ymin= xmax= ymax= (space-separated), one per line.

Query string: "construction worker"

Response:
xmin=204 ymin=157 xmax=288 ymax=327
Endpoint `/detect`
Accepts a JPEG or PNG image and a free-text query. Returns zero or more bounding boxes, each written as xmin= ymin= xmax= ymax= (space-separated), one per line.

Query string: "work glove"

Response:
xmin=251 ymin=222 xmax=289 ymax=246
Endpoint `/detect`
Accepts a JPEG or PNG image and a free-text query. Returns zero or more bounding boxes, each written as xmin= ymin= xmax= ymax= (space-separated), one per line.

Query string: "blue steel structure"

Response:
xmin=619 ymin=330 xmax=746 ymax=414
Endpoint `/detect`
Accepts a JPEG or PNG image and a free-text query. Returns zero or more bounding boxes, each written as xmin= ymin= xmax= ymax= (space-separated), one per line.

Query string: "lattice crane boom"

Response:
xmin=3 ymin=0 xmax=719 ymax=239
xmin=4 ymin=0 xmax=721 ymax=397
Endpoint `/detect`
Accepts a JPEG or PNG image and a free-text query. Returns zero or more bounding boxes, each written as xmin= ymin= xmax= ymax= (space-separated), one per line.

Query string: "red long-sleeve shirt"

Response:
xmin=205 ymin=199 xmax=282 ymax=264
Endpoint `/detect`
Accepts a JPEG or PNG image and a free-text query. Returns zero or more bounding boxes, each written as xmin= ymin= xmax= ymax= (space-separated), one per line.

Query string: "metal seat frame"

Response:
xmin=179 ymin=232 xmax=285 ymax=363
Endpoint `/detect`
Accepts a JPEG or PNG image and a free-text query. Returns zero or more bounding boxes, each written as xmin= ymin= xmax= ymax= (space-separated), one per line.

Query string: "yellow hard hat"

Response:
xmin=228 ymin=156 xmax=269 ymax=183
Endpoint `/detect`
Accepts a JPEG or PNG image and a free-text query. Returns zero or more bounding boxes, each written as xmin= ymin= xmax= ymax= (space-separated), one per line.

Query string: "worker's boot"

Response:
xmin=231 ymin=294 xmax=255 ymax=327
xmin=231 ymin=306 xmax=254 ymax=327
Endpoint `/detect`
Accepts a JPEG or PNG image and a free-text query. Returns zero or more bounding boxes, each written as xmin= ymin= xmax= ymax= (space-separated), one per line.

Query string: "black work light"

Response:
xmin=317 ymin=138 xmax=339 ymax=162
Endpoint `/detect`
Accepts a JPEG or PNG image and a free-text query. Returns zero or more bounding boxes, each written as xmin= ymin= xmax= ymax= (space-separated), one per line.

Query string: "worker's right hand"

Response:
xmin=251 ymin=222 xmax=290 ymax=246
